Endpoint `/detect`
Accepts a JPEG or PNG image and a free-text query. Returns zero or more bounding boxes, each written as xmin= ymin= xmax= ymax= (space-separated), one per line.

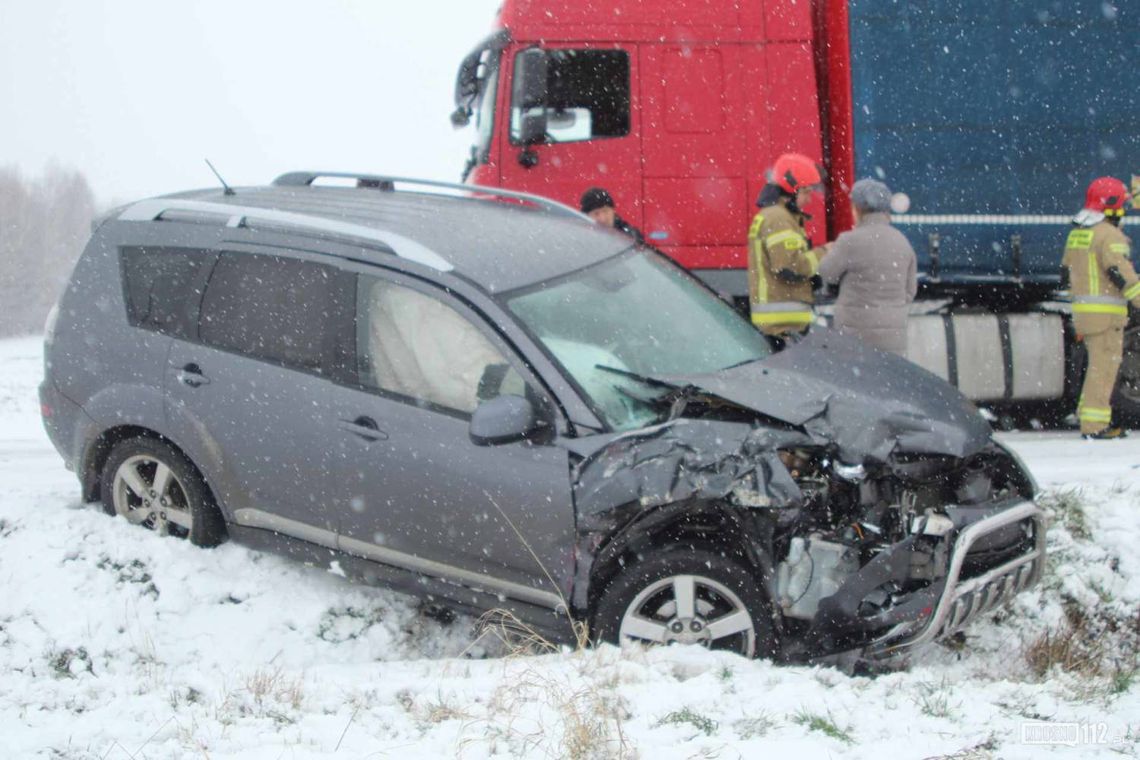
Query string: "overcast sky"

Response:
xmin=0 ymin=0 xmax=502 ymax=202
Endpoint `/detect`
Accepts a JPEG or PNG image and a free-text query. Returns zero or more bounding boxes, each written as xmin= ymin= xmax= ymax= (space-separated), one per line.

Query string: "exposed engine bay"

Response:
xmin=769 ymin=447 xmax=1029 ymax=616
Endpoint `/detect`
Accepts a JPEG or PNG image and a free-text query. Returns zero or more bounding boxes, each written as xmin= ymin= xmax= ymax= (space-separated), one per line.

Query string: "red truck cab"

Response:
xmin=453 ymin=0 xmax=1140 ymax=424
xmin=453 ymin=0 xmax=853 ymax=296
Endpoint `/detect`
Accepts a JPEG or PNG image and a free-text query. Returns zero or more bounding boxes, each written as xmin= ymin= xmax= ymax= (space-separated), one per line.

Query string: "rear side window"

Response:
xmin=199 ymin=253 xmax=334 ymax=373
xmin=120 ymin=247 xmax=211 ymax=338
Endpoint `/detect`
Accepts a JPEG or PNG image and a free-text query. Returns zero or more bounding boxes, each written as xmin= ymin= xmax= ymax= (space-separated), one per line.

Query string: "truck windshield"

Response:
xmin=473 ymin=65 xmax=499 ymax=163
xmin=507 ymin=250 xmax=772 ymax=431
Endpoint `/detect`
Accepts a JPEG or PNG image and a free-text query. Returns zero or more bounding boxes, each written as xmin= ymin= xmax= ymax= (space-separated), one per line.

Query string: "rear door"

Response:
xmin=164 ymin=248 xmax=353 ymax=536
xmin=323 ymin=268 xmax=576 ymax=608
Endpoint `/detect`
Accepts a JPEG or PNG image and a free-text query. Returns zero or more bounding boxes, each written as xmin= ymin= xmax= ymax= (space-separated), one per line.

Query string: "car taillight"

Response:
xmin=41 ymin=402 xmax=53 ymax=419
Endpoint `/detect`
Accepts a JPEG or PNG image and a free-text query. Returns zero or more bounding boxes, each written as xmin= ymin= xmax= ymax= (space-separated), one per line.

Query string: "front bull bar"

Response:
xmin=865 ymin=499 xmax=1046 ymax=657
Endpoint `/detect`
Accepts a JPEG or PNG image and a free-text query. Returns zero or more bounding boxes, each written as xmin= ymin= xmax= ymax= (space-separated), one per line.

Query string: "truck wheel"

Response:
xmin=100 ymin=437 xmax=227 ymax=547
xmin=593 ymin=550 xmax=777 ymax=659
xmin=1115 ymin=326 xmax=1140 ymax=428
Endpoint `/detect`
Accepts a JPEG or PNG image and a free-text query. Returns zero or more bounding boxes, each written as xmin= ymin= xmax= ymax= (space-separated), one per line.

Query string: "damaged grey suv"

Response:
xmin=41 ymin=172 xmax=1045 ymax=662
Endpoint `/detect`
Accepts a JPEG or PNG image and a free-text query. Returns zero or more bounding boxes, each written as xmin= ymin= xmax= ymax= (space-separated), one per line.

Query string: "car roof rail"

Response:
xmin=272 ymin=171 xmax=589 ymax=222
xmin=116 ymin=198 xmax=453 ymax=272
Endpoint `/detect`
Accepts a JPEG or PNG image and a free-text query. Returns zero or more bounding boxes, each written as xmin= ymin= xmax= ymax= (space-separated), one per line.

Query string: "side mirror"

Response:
xmin=470 ymin=395 xmax=542 ymax=446
xmin=512 ymin=48 xmax=548 ymax=147
xmin=512 ymin=48 xmax=548 ymax=111
xmin=517 ymin=112 xmax=547 ymax=147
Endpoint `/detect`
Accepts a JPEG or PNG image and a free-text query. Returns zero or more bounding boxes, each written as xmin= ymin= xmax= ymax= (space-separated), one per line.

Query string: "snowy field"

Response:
xmin=1 ymin=335 xmax=1138 ymax=759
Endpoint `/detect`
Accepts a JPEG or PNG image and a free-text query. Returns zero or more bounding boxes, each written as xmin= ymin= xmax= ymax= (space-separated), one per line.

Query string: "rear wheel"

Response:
xmin=593 ymin=550 xmax=777 ymax=658
xmin=100 ymin=437 xmax=226 ymax=547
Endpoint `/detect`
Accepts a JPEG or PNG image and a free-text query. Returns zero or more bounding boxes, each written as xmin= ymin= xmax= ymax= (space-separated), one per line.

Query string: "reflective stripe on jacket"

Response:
xmin=747 ymin=203 xmax=821 ymax=334
xmin=1061 ymin=220 xmax=1139 ymax=334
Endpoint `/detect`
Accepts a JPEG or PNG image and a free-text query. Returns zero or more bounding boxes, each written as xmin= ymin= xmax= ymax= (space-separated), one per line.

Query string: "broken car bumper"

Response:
xmin=864 ymin=498 xmax=1045 ymax=657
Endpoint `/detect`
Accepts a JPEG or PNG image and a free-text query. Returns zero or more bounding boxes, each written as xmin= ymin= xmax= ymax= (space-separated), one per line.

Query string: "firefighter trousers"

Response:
xmin=1078 ymin=326 xmax=1124 ymax=434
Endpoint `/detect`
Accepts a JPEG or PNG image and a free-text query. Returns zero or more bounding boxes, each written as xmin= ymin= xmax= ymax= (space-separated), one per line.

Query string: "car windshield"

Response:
xmin=507 ymin=250 xmax=772 ymax=431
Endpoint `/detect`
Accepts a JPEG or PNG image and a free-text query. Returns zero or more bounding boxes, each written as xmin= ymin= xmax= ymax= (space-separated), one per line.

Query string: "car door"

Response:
xmin=164 ymin=247 xmax=353 ymax=538
xmin=324 ymin=269 xmax=576 ymax=609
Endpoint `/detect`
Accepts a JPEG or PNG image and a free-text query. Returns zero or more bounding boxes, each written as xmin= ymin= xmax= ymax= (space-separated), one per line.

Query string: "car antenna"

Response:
xmin=204 ymin=158 xmax=235 ymax=196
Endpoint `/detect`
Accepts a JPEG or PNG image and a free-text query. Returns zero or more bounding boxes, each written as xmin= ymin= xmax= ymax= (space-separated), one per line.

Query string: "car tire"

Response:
xmin=100 ymin=437 xmax=227 ymax=547
xmin=593 ymin=549 xmax=778 ymax=659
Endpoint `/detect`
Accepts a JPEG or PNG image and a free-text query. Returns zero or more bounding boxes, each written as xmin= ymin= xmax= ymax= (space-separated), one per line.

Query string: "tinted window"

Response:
xmin=356 ymin=275 xmax=526 ymax=414
xmin=120 ymin=247 xmax=211 ymax=338
xmin=199 ymin=253 xmax=334 ymax=372
xmin=511 ymin=49 xmax=630 ymax=144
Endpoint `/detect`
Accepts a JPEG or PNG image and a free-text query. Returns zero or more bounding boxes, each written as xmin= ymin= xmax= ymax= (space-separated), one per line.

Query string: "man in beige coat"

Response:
xmin=818 ymin=179 xmax=917 ymax=355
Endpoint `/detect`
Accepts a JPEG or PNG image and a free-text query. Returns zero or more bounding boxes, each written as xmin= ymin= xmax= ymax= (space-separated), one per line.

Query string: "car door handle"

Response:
xmin=177 ymin=363 xmax=210 ymax=388
xmin=338 ymin=416 xmax=388 ymax=442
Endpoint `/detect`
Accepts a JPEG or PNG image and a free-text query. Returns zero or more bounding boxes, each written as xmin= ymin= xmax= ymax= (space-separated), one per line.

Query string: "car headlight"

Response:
xmin=990 ymin=439 xmax=1039 ymax=499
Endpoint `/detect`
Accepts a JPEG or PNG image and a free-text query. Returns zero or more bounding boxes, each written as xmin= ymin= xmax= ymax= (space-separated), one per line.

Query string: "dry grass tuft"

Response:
xmin=1037 ymin=487 xmax=1091 ymax=540
xmin=1024 ymin=602 xmax=1140 ymax=696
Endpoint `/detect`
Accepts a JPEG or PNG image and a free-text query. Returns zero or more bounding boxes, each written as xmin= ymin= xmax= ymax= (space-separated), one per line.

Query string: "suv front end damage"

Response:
xmin=569 ymin=331 xmax=1047 ymax=662
xmin=766 ymin=443 xmax=1045 ymax=660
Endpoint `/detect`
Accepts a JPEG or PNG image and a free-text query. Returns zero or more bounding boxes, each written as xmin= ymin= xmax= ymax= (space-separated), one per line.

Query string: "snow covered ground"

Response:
xmin=1 ymin=335 xmax=1137 ymax=759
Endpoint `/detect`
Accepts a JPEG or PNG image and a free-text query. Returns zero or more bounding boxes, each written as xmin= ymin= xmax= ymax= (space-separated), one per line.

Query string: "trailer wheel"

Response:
xmin=1114 ymin=325 xmax=1140 ymax=428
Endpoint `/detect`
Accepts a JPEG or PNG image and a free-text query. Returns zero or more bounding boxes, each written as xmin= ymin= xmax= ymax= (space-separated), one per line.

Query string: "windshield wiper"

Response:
xmin=594 ymin=364 xmax=678 ymax=390
xmin=720 ymin=358 xmax=756 ymax=372
xmin=596 ymin=365 xmax=706 ymax=422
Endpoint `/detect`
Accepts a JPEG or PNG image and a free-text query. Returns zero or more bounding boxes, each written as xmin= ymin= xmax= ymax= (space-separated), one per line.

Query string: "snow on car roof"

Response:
xmin=161 ymin=184 xmax=633 ymax=294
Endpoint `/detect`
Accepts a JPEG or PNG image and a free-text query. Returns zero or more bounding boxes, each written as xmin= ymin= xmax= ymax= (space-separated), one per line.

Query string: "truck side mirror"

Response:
xmin=513 ymin=48 xmax=548 ymax=111
xmin=513 ymin=48 xmax=549 ymax=148
xmin=518 ymin=113 xmax=547 ymax=147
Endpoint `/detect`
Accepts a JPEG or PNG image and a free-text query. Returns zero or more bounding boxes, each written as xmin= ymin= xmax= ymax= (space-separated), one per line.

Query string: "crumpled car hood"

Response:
xmin=660 ymin=329 xmax=992 ymax=464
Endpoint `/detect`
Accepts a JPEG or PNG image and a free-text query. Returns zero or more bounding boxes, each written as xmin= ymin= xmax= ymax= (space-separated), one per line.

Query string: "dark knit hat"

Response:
xmin=580 ymin=187 xmax=615 ymax=214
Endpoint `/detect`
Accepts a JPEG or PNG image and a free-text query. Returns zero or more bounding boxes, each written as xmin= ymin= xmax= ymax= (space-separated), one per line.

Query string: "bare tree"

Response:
xmin=0 ymin=164 xmax=97 ymax=336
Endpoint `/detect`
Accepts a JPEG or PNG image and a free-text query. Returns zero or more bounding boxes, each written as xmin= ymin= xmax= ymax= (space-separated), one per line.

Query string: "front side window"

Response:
xmin=198 ymin=253 xmax=334 ymax=372
xmin=510 ymin=49 xmax=630 ymax=144
xmin=120 ymin=247 xmax=211 ymax=339
xmin=356 ymin=276 xmax=526 ymax=415
xmin=507 ymin=251 xmax=771 ymax=431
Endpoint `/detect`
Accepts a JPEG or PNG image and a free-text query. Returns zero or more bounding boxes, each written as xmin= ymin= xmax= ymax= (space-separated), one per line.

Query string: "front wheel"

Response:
xmin=593 ymin=550 xmax=778 ymax=659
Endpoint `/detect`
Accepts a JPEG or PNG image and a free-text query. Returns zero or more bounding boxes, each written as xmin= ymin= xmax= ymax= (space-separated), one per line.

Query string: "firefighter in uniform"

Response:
xmin=747 ymin=153 xmax=829 ymax=336
xmin=1061 ymin=176 xmax=1140 ymax=439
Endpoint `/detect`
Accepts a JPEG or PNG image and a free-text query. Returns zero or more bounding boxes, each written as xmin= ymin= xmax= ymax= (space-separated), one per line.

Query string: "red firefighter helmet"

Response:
xmin=1085 ymin=176 xmax=1130 ymax=216
xmin=772 ymin=153 xmax=823 ymax=195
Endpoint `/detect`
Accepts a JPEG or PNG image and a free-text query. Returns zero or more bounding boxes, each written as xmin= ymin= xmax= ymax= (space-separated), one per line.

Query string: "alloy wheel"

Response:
xmin=619 ymin=573 xmax=757 ymax=656
xmin=111 ymin=454 xmax=194 ymax=538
